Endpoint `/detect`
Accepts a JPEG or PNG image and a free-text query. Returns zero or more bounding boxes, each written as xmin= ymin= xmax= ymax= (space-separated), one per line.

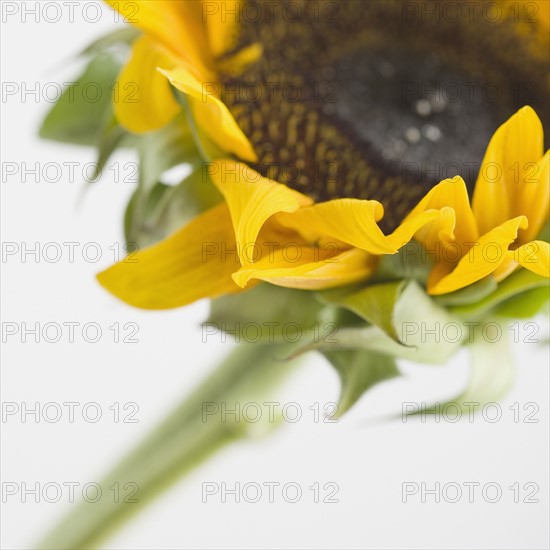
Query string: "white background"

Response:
xmin=1 ymin=2 xmax=549 ymax=549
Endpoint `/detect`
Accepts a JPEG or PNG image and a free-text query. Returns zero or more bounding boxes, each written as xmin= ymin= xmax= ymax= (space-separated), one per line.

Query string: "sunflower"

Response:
xmin=98 ymin=0 xmax=549 ymax=309
xmin=34 ymin=5 xmax=550 ymax=546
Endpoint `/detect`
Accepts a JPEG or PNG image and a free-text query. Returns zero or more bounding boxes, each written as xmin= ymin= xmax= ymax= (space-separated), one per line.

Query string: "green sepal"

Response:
xmin=207 ymin=284 xmax=325 ymax=343
xmin=40 ymin=29 xmax=139 ymax=183
xmin=494 ymin=286 xmax=549 ymax=318
xmin=88 ymin=118 xmax=135 ymax=183
xmin=39 ymin=53 xmax=120 ymax=146
xmin=294 ymin=280 xmax=464 ymax=364
xmin=124 ymin=115 xmax=206 ymax=246
xmin=449 ymin=269 xmax=549 ymax=319
xmin=322 ymin=350 xmax=400 ymax=415
xmin=319 ymin=280 xmax=407 ymax=343
xmin=434 ymin=276 xmax=498 ymax=307
xmin=137 ymin=114 xmax=202 ymax=193
xmin=124 ymin=168 xmax=222 ymax=247
xmin=536 ymin=218 xmax=549 ymax=242
xmin=405 ymin=327 xmax=515 ymax=419
xmin=80 ymin=27 xmax=140 ymax=56
xmin=373 ymin=240 xmax=434 ymax=285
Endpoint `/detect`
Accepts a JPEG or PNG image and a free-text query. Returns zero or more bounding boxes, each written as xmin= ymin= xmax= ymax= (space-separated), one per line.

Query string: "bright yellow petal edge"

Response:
xmin=98 ymin=107 xmax=549 ymax=309
xmin=427 ymin=107 xmax=549 ymax=294
xmin=97 ymin=204 xmax=243 ymax=310
xmin=108 ymin=0 xmax=258 ymax=162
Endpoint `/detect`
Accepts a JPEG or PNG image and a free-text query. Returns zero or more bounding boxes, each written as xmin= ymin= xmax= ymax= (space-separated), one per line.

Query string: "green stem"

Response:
xmin=36 ymin=342 xmax=300 ymax=549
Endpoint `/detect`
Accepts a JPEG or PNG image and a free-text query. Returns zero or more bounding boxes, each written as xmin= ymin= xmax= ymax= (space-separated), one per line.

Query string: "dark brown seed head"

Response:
xmin=220 ymin=0 xmax=549 ymax=231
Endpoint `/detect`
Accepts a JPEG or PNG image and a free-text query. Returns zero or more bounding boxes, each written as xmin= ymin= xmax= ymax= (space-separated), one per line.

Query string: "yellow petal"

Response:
xmin=233 ymin=247 xmax=377 ymax=290
xmin=208 ymin=161 xmax=312 ymax=264
xmin=492 ymin=252 xmax=519 ymax=282
xmin=387 ymin=208 xmax=454 ymax=251
xmin=495 ymin=240 xmax=550 ymax=281
xmin=276 ymin=197 xmax=449 ymax=257
xmin=276 ymin=199 xmax=396 ymax=253
xmin=426 ymin=261 xmax=455 ymax=291
xmin=105 ymin=0 xmax=212 ymax=76
xmin=513 ymin=240 xmax=550 ymax=278
xmin=160 ymin=66 xmax=257 ymax=162
xmin=536 ymin=0 xmax=550 ymax=29
xmin=203 ymin=0 xmax=239 ymax=57
xmin=518 ymin=151 xmax=549 ymax=243
xmin=405 ymin=176 xmax=478 ymax=253
xmin=217 ymin=43 xmax=263 ymax=74
xmin=428 ymin=216 xmax=528 ymax=295
xmin=473 ymin=106 xmax=544 ymax=234
xmin=97 ymin=204 xmax=242 ymax=309
xmin=114 ymin=36 xmax=180 ymax=133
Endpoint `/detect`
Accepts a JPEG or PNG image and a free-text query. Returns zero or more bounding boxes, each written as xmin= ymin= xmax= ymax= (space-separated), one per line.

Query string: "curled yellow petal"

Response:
xmin=97 ymin=204 xmax=242 ymax=310
xmin=276 ymin=199 xmax=395 ymax=254
xmin=492 ymin=252 xmax=520 ymax=282
xmin=160 ymin=66 xmax=257 ymax=162
xmin=208 ymin=161 xmax=312 ymax=265
xmin=203 ymin=0 xmax=239 ymax=57
xmin=387 ymin=208 xmax=453 ymax=252
xmin=535 ymin=0 xmax=550 ymax=29
xmin=273 ymin=193 xmax=458 ymax=257
xmin=428 ymin=216 xmax=528 ymax=295
xmin=233 ymin=247 xmax=377 ymax=290
xmin=105 ymin=0 xmax=212 ymax=75
xmin=114 ymin=36 xmax=180 ymax=133
xmin=405 ymin=176 xmax=478 ymax=253
xmin=495 ymin=240 xmax=550 ymax=281
xmin=513 ymin=240 xmax=550 ymax=278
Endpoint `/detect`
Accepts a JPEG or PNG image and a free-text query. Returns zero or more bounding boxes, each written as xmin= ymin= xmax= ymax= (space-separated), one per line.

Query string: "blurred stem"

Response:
xmin=36 ymin=342 xmax=301 ymax=549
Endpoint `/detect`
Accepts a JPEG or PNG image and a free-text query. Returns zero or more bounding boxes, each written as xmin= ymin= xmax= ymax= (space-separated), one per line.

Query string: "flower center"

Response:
xmin=220 ymin=0 xmax=548 ymax=231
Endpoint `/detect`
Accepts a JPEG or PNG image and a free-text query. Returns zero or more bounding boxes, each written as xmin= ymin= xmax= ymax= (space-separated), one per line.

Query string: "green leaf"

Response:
xmin=124 ymin=168 xmax=223 ymax=247
xmin=320 ymin=281 xmax=407 ymax=343
xmin=125 ymin=115 xmax=204 ymax=245
xmin=449 ymin=269 xmax=549 ymax=319
xmin=406 ymin=327 xmax=515 ymax=419
xmin=207 ymin=284 xmax=325 ymax=344
xmin=323 ymin=350 xmax=399 ymax=415
xmin=451 ymin=330 xmax=515 ymax=405
xmin=123 ymin=190 xmax=139 ymax=247
xmin=393 ymin=279 xmax=462 ymax=348
xmin=154 ymin=170 xmax=222 ymax=227
xmin=39 ymin=53 xmax=120 ymax=146
xmin=293 ymin=280 xmax=464 ymax=364
xmin=88 ymin=119 xmax=133 ymax=183
xmin=494 ymin=286 xmax=550 ymax=318
xmin=373 ymin=240 xmax=433 ymax=285
xmin=138 ymin=114 xmax=201 ymax=193
xmin=537 ymin=218 xmax=549 ymax=242
xmin=434 ymin=276 xmax=498 ymax=307
xmin=41 ymin=28 xmax=140 ymax=183
xmin=81 ymin=27 xmax=140 ymax=56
